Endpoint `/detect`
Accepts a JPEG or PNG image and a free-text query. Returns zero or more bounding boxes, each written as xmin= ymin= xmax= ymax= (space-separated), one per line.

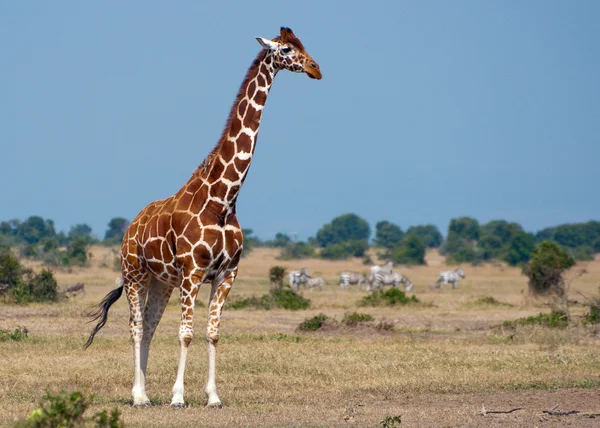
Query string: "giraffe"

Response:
xmin=84 ymin=27 xmax=321 ymax=408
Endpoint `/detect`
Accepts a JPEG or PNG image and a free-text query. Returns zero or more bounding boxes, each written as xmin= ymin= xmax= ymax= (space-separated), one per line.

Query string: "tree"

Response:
xmin=17 ymin=216 xmax=56 ymax=244
xmin=315 ymin=213 xmax=370 ymax=247
xmin=406 ymin=224 xmax=443 ymax=248
xmin=374 ymin=221 xmax=404 ymax=249
xmin=503 ymin=232 xmax=535 ymax=266
xmin=448 ymin=217 xmax=480 ymax=241
xmin=266 ymin=233 xmax=292 ymax=248
xmin=104 ymin=217 xmax=130 ymax=243
xmin=391 ymin=234 xmax=426 ymax=265
xmin=68 ymin=224 xmax=94 ymax=244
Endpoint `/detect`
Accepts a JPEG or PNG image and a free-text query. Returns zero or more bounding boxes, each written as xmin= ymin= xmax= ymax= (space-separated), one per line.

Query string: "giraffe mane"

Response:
xmin=195 ymin=48 xmax=268 ymax=178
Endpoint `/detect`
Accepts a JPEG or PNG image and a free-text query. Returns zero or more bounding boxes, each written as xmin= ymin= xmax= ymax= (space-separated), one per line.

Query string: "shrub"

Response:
xmin=28 ymin=269 xmax=59 ymax=302
xmin=270 ymin=288 xmax=310 ymax=310
xmin=298 ymin=313 xmax=330 ymax=331
xmin=468 ymin=296 xmax=513 ymax=308
xmin=503 ymin=311 xmax=569 ymax=329
xmin=390 ymin=234 xmax=426 ymax=265
xmin=67 ymin=237 xmax=89 ymax=266
xmin=278 ymin=242 xmax=315 ymax=260
xmin=342 ymin=312 xmax=374 ymax=326
xmin=269 ymin=265 xmax=287 ymax=288
xmin=0 ymin=251 xmax=22 ymax=288
xmin=227 ymin=288 xmax=310 ymax=311
xmin=359 ymin=288 xmax=419 ymax=307
xmin=0 ymin=326 xmax=29 ymax=342
xmin=17 ymin=390 xmax=123 ymax=428
xmin=523 ymin=241 xmax=575 ymax=297
xmin=320 ymin=240 xmax=368 ymax=260
xmin=0 ymin=252 xmax=59 ymax=304
xmin=581 ymin=288 xmax=600 ymax=325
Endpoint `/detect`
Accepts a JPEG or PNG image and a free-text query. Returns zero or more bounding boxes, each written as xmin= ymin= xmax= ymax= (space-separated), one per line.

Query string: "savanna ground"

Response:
xmin=1 ymin=247 xmax=600 ymax=427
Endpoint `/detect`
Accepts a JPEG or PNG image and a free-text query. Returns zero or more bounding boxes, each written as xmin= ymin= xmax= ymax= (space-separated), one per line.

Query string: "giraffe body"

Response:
xmin=85 ymin=27 xmax=321 ymax=408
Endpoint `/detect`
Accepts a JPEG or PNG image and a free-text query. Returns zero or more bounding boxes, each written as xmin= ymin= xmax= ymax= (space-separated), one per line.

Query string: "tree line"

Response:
xmin=1 ymin=214 xmax=599 ymax=267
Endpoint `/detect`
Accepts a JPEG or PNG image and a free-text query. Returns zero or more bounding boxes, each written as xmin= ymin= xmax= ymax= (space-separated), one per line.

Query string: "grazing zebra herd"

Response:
xmin=287 ymin=263 xmax=466 ymax=293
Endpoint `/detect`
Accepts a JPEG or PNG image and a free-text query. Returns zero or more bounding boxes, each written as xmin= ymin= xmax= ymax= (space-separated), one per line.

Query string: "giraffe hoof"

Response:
xmin=171 ymin=402 xmax=186 ymax=409
xmin=206 ymin=402 xmax=223 ymax=409
xmin=132 ymin=401 xmax=151 ymax=408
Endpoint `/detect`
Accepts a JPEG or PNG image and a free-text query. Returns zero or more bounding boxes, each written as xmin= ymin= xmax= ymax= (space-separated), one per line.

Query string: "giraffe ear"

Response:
xmin=256 ymin=37 xmax=279 ymax=51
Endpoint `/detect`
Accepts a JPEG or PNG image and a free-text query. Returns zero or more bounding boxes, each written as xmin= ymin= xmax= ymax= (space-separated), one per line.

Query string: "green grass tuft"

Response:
xmin=342 ymin=312 xmax=374 ymax=326
xmin=298 ymin=313 xmax=330 ymax=331
xmin=358 ymin=288 xmax=420 ymax=307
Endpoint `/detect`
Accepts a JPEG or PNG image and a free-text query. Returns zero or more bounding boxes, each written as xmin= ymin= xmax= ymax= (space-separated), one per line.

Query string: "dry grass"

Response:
xmin=1 ymin=247 xmax=600 ymax=427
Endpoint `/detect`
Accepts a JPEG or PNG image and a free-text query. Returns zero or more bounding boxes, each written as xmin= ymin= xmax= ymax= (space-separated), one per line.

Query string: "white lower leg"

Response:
xmin=171 ymin=340 xmax=189 ymax=405
xmin=132 ymin=338 xmax=150 ymax=405
xmin=205 ymin=340 xmax=220 ymax=406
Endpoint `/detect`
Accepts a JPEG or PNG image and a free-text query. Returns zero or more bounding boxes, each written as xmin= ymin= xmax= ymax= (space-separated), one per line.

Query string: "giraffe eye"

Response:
xmin=281 ymin=46 xmax=292 ymax=54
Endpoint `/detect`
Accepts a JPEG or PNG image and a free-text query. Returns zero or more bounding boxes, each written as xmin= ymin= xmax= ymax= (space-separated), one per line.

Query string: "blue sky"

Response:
xmin=2 ymin=1 xmax=599 ymax=240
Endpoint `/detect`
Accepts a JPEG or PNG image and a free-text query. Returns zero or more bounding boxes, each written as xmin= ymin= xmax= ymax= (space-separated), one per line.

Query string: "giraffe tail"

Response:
xmin=83 ymin=277 xmax=124 ymax=349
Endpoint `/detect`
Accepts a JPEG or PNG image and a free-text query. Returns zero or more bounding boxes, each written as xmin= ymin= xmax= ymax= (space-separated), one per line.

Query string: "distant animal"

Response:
xmin=339 ymin=271 xmax=367 ymax=291
xmin=368 ymin=272 xmax=413 ymax=292
xmin=64 ymin=282 xmax=85 ymax=295
xmin=435 ymin=268 xmax=465 ymax=289
xmin=370 ymin=261 xmax=393 ymax=280
xmin=289 ymin=268 xmax=310 ymax=291
xmin=305 ymin=276 xmax=325 ymax=291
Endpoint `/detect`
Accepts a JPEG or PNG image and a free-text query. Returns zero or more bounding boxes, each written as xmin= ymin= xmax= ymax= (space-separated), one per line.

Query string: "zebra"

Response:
xmin=369 ymin=261 xmax=393 ymax=281
xmin=435 ymin=268 xmax=465 ymax=289
xmin=288 ymin=268 xmax=310 ymax=291
xmin=339 ymin=271 xmax=368 ymax=291
xmin=305 ymin=276 xmax=325 ymax=291
xmin=368 ymin=272 xmax=413 ymax=292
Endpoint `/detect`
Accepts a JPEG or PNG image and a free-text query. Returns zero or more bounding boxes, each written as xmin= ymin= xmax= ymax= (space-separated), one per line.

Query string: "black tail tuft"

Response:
xmin=84 ymin=283 xmax=124 ymax=349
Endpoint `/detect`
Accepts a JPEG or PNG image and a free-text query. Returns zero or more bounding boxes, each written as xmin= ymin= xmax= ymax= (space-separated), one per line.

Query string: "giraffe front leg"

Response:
xmin=205 ymin=268 xmax=235 ymax=407
xmin=171 ymin=273 xmax=204 ymax=407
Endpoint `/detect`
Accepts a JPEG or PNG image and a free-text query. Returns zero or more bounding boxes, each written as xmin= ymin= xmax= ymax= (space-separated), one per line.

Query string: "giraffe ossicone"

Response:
xmin=85 ymin=26 xmax=321 ymax=408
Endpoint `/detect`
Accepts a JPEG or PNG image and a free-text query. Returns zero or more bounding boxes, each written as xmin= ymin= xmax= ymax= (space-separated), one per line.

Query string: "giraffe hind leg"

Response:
xmin=205 ymin=268 xmax=236 ymax=407
xmin=140 ymin=278 xmax=175 ymax=397
xmin=124 ymin=275 xmax=152 ymax=406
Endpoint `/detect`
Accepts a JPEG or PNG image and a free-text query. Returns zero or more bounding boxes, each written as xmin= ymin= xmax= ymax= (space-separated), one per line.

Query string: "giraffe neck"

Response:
xmin=192 ymin=50 xmax=278 ymax=212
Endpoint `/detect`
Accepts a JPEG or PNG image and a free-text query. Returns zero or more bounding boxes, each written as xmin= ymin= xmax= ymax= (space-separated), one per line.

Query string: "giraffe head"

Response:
xmin=256 ymin=27 xmax=322 ymax=80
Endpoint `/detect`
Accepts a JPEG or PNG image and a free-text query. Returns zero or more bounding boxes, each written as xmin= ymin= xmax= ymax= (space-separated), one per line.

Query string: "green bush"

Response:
xmin=0 ymin=252 xmax=59 ymax=304
xmin=270 ymin=288 xmax=311 ymax=310
xmin=390 ymin=233 xmax=426 ymax=265
xmin=468 ymin=296 xmax=513 ymax=307
xmin=269 ymin=265 xmax=287 ymax=288
xmin=359 ymin=288 xmax=419 ymax=307
xmin=0 ymin=251 xmax=22 ymax=288
xmin=320 ymin=240 xmax=368 ymax=260
xmin=503 ymin=311 xmax=569 ymax=329
xmin=581 ymin=289 xmax=600 ymax=325
xmin=0 ymin=327 xmax=29 ymax=342
xmin=227 ymin=288 xmax=310 ymax=311
xmin=67 ymin=237 xmax=89 ymax=266
xmin=278 ymin=242 xmax=315 ymax=260
xmin=17 ymin=390 xmax=123 ymax=428
xmin=523 ymin=241 xmax=575 ymax=296
xmin=342 ymin=312 xmax=374 ymax=326
xmin=298 ymin=313 xmax=330 ymax=331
